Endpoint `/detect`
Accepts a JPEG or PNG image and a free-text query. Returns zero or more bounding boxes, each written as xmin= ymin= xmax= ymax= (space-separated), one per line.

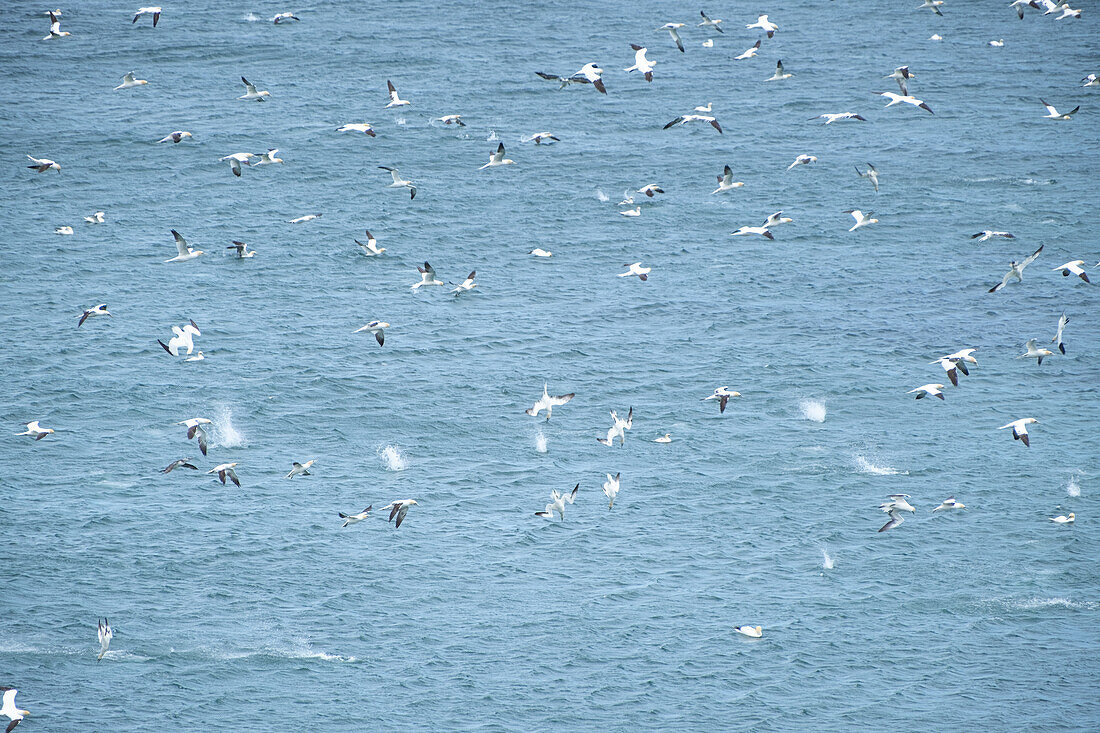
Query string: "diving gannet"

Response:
xmin=526 ymin=384 xmax=575 ymax=421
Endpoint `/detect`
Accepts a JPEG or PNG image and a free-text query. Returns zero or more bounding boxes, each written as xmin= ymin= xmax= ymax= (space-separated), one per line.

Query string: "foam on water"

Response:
xmin=486 ymin=130 xmax=498 ymax=141
xmin=596 ymin=189 xmax=610 ymax=202
xmin=1067 ymin=475 xmax=1081 ymax=497
xmin=213 ymin=406 xmax=244 ymax=448
xmin=854 ymin=455 xmax=904 ymax=476
xmin=799 ymin=399 xmax=827 ymax=423
xmin=535 ymin=432 xmax=548 ymax=454
xmin=821 ymin=548 xmax=835 ymax=571
xmin=378 ymin=444 xmax=408 ymax=471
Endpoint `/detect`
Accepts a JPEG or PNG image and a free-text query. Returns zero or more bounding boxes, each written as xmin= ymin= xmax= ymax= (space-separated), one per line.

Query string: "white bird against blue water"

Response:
xmin=15 ymin=421 xmax=55 ymax=441
xmin=114 ymin=71 xmax=148 ymax=90
xmin=999 ymin=418 xmax=1038 ymax=447
xmin=526 ymin=384 xmax=575 ymax=421
xmin=602 ymin=473 xmax=621 ymax=509
xmin=535 ymin=484 xmax=578 ymax=520
xmin=988 ymin=244 xmax=1043 ymax=292
xmin=97 ymin=618 xmax=113 ymax=661
xmin=339 ymin=506 xmax=372 ymax=528
xmin=164 ymin=230 xmax=203 ymax=262
xmin=132 ymin=6 xmax=161 ymax=26
xmin=238 ymin=77 xmax=269 ymax=101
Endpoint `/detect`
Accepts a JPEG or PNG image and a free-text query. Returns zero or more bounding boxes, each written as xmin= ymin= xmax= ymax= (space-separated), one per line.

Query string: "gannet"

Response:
xmin=385 ymin=80 xmax=410 ymax=107
xmin=84 ymin=211 xmax=106 ymax=224
xmin=238 ymin=77 xmax=269 ymax=102
xmin=132 ymin=6 xmax=161 ymax=25
xmin=185 ymin=351 xmax=204 ymax=362
xmin=1 ymin=688 xmax=30 ymax=731
xmin=637 ymin=183 xmax=664 ymax=197
xmin=999 ymin=418 xmax=1038 ymax=447
xmin=157 ymin=131 xmax=193 ymax=143
xmin=731 ymin=225 xmax=774 ymax=239
xmin=114 ymin=72 xmax=148 ymax=90
xmin=918 ymin=0 xmax=944 ymax=15
xmin=479 ymin=142 xmax=515 ymax=169
xmin=523 ymin=132 xmax=559 ymax=145
xmin=930 ymin=34 xmax=943 ymax=40
xmin=597 ymin=408 xmax=633 ymax=447
xmin=694 ymin=103 xmax=712 ymax=112
xmin=619 ymin=262 xmax=651 ymax=281
xmin=54 ymin=226 xmax=73 ymax=235
xmin=43 ymin=11 xmax=70 ymax=39
xmin=735 ymin=40 xmax=761 ymax=60
xmin=942 ymin=347 xmax=978 ymax=367
xmin=338 ymin=506 xmax=372 ymax=527
xmin=285 ymin=460 xmax=315 ymax=479
xmin=159 ymin=319 xmax=201 ymax=355
xmin=879 ymin=509 xmax=906 ymax=532
xmin=699 ymin=11 xmax=723 ymax=32
xmin=15 ymin=421 xmax=55 ymax=441
xmin=1083 ymin=74 xmax=1099 ymax=87
xmin=525 ymin=384 xmax=575 ymax=421
xmin=885 ymin=66 xmax=915 ymax=96
xmin=656 ymin=23 xmax=685 ymax=52
xmin=702 ymin=39 xmax=713 ymax=47
xmin=811 ymin=113 xmax=866 ymax=124
xmin=535 ymin=484 xmax=578 ymax=520
xmin=932 ymin=355 xmax=967 ymax=385
xmin=412 ymin=262 xmax=443 ymax=289
xmin=255 ymin=148 xmax=283 ymax=165
xmin=97 ymin=618 xmax=113 ymax=661
xmin=1032 ymin=0 xmax=1059 ymax=13
xmin=219 ymin=152 xmax=255 ymax=177
xmin=970 ymin=230 xmax=1014 ymax=242
xmin=78 ymin=304 xmax=111 ymax=327
xmin=602 ymin=473 xmax=621 ymax=509
xmin=1054 ymin=4 xmax=1082 ymax=18
xmin=933 ymin=497 xmax=965 ymax=511
xmin=766 ymin=60 xmax=793 ymax=81
xmin=663 ymin=114 xmax=723 ymax=133
xmin=787 ymin=154 xmax=817 ymax=171
xmin=1018 ymin=339 xmax=1054 ymax=365
xmin=271 ymin=12 xmax=299 ymax=23
xmin=451 ymin=271 xmax=477 ymax=294
xmin=875 ymin=91 xmax=934 ymax=114
xmin=355 ymin=231 xmax=385 ymax=256
xmin=712 ymin=165 xmax=744 ymax=193
xmin=176 ymin=417 xmax=211 ymax=436
xmin=227 ymin=240 xmax=255 ymax=258
xmin=1050 ymin=513 xmax=1075 ymax=524
xmin=620 ymin=207 xmax=641 ymax=217
xmin=1053 ymin=260 xmax=1091 ymax=283
xmin=160 ymin=458 xmax=198 ymax=474
xmin=287 ymin=213 xmax=320 ymax=223
xmin=1041 ymin=100 xmax=1079 ymax=120
xmin=988 ymin=244 xmax=1043 ymax=292
xmin=618 ymin=190 xmax=635 ymax=205
xmin=535 ymin=64 xmax=607 ymax=94
xmin=1010 ymin=0 xmax=1033 ymax=18
xmin=855 ymin=164 xmax=880 ymax=191
xmin=207 ymin=462 xmax=241 ymax=487
xmin=378 ymin=166 xmax=416 ymax=198
xmin=881 ymin=495 xmax=916 ymax=513
xmin=529 ymin=248 xmax=552 ymax=257
xmin=763 ymin=211 xmax=793 ymax=228
xmin=1051 ymin=312 xmax=1069 ymax=354
xmin=26 ymin=155 xmax=60 ymax=173
xmin=989 ymin=39 xmax=1005 ymax=46
xmin=337 ymin=122 xmax=376 ymax=136
xmin=165 ymin=229 xmax=203 ymax=262
xmin=747 ymin=14 xmax=778 ymax=37
xmin=908 ymin=383 xmax=945 ymax=400
xmin=655 ymin=433 xmax=672 ymax=443
xmin=844 ymin=210 xmax=878 ymax=232
xmin=381 ymin=499 xmax=418 ymax=528
xmin=437 ymin=114 xmax=465 ymax=126
xmin=703 ymin=386 xmax=740 ymax=413
xmin=735 ymin=625 xmax=763 ymax=638
xmin=625 ymin=44 xmax=655 ymax=81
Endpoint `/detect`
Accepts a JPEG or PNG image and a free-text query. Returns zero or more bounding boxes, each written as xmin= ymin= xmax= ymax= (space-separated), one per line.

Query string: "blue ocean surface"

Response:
xmin=1 ymin=0 xmax=1098 ymax=729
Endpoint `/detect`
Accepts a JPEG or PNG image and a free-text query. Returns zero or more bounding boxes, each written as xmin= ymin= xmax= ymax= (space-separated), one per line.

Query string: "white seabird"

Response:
xmin=1041 ymin=100 xmax=1079 ymax=120
xmin=97 ymin=618 xmax=113 ymax=661
xmin=998 ymin=418 xmax=1038 ymax=447
xmin=436 ymin=114 xmax=465 ymax=126
xmin=381 ymin=499 xmax=418 ymax=528
xmin=219 ymin=152 xmax=256 ymax=177
xmin=989 ymin=39 xmax=1005 ymax=47
xmin=664 ymin=114 xmax=723 ymax=133
xmin=238 ymin=77 xmax=270 ymax=102
xmin=157 ymin=131 xmax=193 ymax=144
xmin=159 ymin=319 xmax=201 ymax=355
xmin=479 ymin=142 xmax=515 ymax=169
xmin=699 ymin=11 xmax=723 ymax=32
xmin=78 ymin=303 xmax=111 ymax=327
xmin=529 ymin=248 xmax=552 ymax=257
xmin=522 ymin=132 xmax=559 ymax=145
xmin=535 ymin=63 xmax=607 ymax=94
xmin=597 ymin=408 xmax=633 ymax=447
xmin=694 ymin=103 xmax=712 ymax=112
xmin=625 ymin=44 xmax=656 ymax=82
xmin=1018 ymin=339 xmax=1054 ymax=365
xmin=602 ymin=473 xmax=621 ymax=509
xmin=970 ymin=230 xmax=1014 ymax=242
xmin=285 ymin=460 xmax=315 ymax=479
xmin=703 ymin=386 xmax=740 ymax=413
xmin=881 ymin=494 xmax=916 ymax=513
xmin=15 ymin=421 xmax=55 ymax=441
xmin=787 ymin=154 xmax=817 ymax=171
xmin=411 ymin=262 xmax=443 ymax=290
xmin=855 ymin=164 xmax=879 ymax=191
xmin=734 ymin=40 xmax=762 ymax=60
xmin=535 ymin=484 xmax=578 ymax=520
xmin=287 ymin=213 xmax=320 ymax=223
xmin=712 ymin=165 xmax=744 ymax=193
xmin=637 ymin=183 xmax=664 ymax=197
xmin=735 ymin=625 xmax=763 ymax=638
xmin=763 ymin=211 xmax=793 ymax=228
xmin=619 ymin=262 xmax=651 ymax=281
xmin=271 ymin=12 xmax=299 ymax=23
xmin=1052 ymin=260 xmax=1091 ymax=283
xmin=355 ymin=231 xmax=385 ymax=256
xmin=932 ymin=356 xmax=966 ymax=386
xmin=988 ymin=244 xmax=1043 ymax=292
xmin=227 ymin=240 xmax=255 ymax=258
xmin=26 ymin=155 xmax=60 ymax=173
xmin=655 ymin=433 xmax=672 ymax=443
xmin=810 ymin=113 xmax=866 ymax=124
xmin=132 ymin=6 xmax=161 ymax=25
xmin=1 ymin=688 xmax=30 ymax=731
xmin=451 ymin=271 xmax=477 ymax=295
xmin=525 ymin=384 xmax=575 ymax=421
xmin=875 ymin=91 xmax=934 ymax=114
xmin=917 ymin=0 xmax=945 ymax=15
xmin=1083 ymin=74 xmax=1099 ymax=87
xmin=207 ymin=462 xmax=241 ymax=487
xmin=160 ymin=458 xmax=198 ymax=474
xmin=114 ymin=71 xmax=148 ymax=90
xmin=766 ymin=60 xmax=792 ymax=81
xmin=255 ymin=149 xmax=283 ymax=165
xmin=731 ymin=225 xmax=773 ymax=239
xmin=933 ymin=497 xmax=966 ymax=512
xmin=177 ymin=418 xmax=211 ymax=455
xmin=338 ymin=122 xmax=376 ymax=136
xmin=1050 ymin=513 xmax=1075 ymax=524
xmin=378 ymin=166 xmax=416 ymax=198
xmin=43 ymin=11 xmax=70 ymax=40
xmin=620 ymin=206 xmax=641 ymax=217
xmin=908 ymin=383 xmax=945 ymax=400
xmin=84 ymin=211 xmax=106 ymax=224
xmin=1051 ymin=312 xmax=1069 ymax=354
xmin=844 ymin=210 xmax=878 ymax=232
xmin=185 ymin=351 xmax=204 ymax=362
xmin=385 ymin=80 xmax=410 ymax=108
xmin=338 ymin=506 xmax=372 ymax=527
xmin=165 ymin=229 xmax=203 ymax=262
xmin=54 ymin=226 xmax=73 ymax=235
xmin=884 ymin=66 xmax=915 ymax=96
xmin=656 ymin=22 xmax=685 ymax=52
xmin=746 ymin=14 xmax=778 ymax=37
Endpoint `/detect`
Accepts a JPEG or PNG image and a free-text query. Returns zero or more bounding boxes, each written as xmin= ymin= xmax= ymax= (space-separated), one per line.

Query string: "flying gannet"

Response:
xmin=354 ymin=320 xmax=388 ymax=346
xmin=810 ymin=113 xmax=866 ymax=124
xmin=1 ymin=687 xmax=30 ymax=732
xmin=535 ymin=64 xmax=607 ymax=93
xmin=165 ymin=229 xmax=203 ymax=262
xmin=227 ymin=241 xmax=255 ymax=258
xmin=1018 ymin=339 xmax=1054 ymax=365
xmin=1040 ymin=100 xmax=1079 ymax=120
xmin=703 ymin=386 xmax=740 ymax=413
xmin=1051 ymin=312 xmax=1069 ymax=354
xmin=970 ymin=230 xmax=1014 ymax=242
xmin=787 ymin=154 xmax=817 ymax=171
xmin=255 ymin=149 xmax=283 ymax=165
xmin=161 ymin=458 xmax=198 ymax=474
xmin=875 ymin=91 xmax=934 ymax=114
xmin=526 ymin=384 xmax=575 ymax=421
xmin=26 ymin=155 xmax=60 ymax=173
xmin=157 ymin=131 xmax=193 ymax=143
xmin=238 ymin=77 xmax=270 ymax=101
xmin=918 ymin=0 xmax=944 ymax=15
xmin=271 ymin=12 xmax=299 ymax=23
xmin=535 ymin=484 xmax=579 ymax=520
xmin=855 ymin=164 xmax=879 ymax=191
xmin=378 ymin=166 xmax=416 ymax=198
xmin=381 ymin=499 xmax=418 ymax=528
xmin=479 ymin=142 xmax=515 ymax=169
xmin=597 ymin=408 xmax=633 ymax=447
xmin=339 ymin=506 xmax=372 ymax=527
xmin=159 ymin=319 xmax=201 ymax=355
xmin=287 ymin=213 xmax=320 ymax=223
xmin=1083 ymin=74 xmax=1099 ymax=87
xmin=712 ymin=165 xmax=744 ymax=193
xmin=412 ymin=262 xmax=442 ymax=290
xmin=338 ymin=122 xmax=376 ymax=136
xmin=523 ymin=132 xmax=559 ymax=145
xmin=699 ymin=11 xmax=723 ymax=32
xmin=763 ymin=211 xmax=793 ymax=228
xmin=219 ymin=152 xmax=256 ymax=177
xmin=664 ymin=114 xmax=723 ymax=133
xmin=932 ymin=356 xmax=967 ymax=386
xmin=656 ymin=23 xmax=685 ymax=52
xmin=885 ymin=66 xmax=915 ymax=96
xmin=355 ymin=230 xmax=385 ymax=256
xmin=84 ymin=211 xmax=106 ymax=224
xmin=988 ymin=244 xmax=1043 ymax=292
xmin=637 ymin=183 xmax=664 ymax=197
xmin=746 ymin=14 xmax=778 ymax=37
xmin=999 ymin=417 xmax=1038 ymax=447
xmin=619 ymin=262 xmax=651 ymax=281
xmin=15 ymin=421 xmax=55 ymax=441
xmin=625 ymin=44 xmax=656 ymax=81
xmin=385 ymin=80 xmax=410 ymax=107
xmin=766 ymin=60 xmax=792 ymax=81
xmin=97 ymin=618 xmax=113 ymax=661
xmin=207 ymin=462 xmax=241 ymax=487
xmin=78 ymin=304 xmax=111 ymax=327
xmin=933 ymin=497 xmax=965 ymax=511
xmin=908 ymin=383 xmax=945 ymax=400
xmin=285 ymin=460 xmax=315 ymax=478
xmin=43 ymin=11 xmax=70 ymax=40
xmin=114 ymin=71 xmax=148 ymax=90
xmin=731 ymin=225 xmax=773 ymax=239
xmin=602 ymin=473 xmax=621 ymax=509
xmin=844 ymin=210 xmax=878 ymax=232
xmin=451 ymin=271 xmax=477 ymax=294
xmin=734 ymin=40 xmax=762 ymax=60
xmin=1052 ymin=260 xmax=1091 ymax=283
xmin=132 ymin=6 xmax=161 ymax=25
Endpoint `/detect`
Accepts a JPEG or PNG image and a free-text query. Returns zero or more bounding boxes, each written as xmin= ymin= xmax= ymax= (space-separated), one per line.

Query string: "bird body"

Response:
xmin=339 ymin=506 xmax=372 ymax=527
xmin=526 ymin=384 xmax=575 ymax=420
xmin=238 ymin=77 xmax=270 ymax=102
xmin=97 ymin=618 xmax=113 ymax=660
xmin=998 ymin=418 xmax=1038 ymax=447
xmin=619 ymin=262 xmax=651 ymax=281
xmin=285 ymin=460 xmax=315 ymax=479
xmin=133 ymin=6 xmax=161 ymax=26
xmin=712 ymin=165 xmax=744 ymax=193
xmin=381 ymin=499 xmax=418 ymax=528
xmin=207 ymin=462 xmax=241 ymax=487
xmin=747 ymin=15 xmax=778 ymax=37
xmin=15 ymin=421 xmax=55 ymax=440
xmin=79 ymin=304 xmax=112 ymax=327
xmin=412 ymin=262 xmax=442 ymax=290
xmin=602 ymin=473 xmax=621 ymax=509
xmin=115 ymin=71 xmax=148 ymax=90
xmin=703 ymin=386 xmax=740 ymax=413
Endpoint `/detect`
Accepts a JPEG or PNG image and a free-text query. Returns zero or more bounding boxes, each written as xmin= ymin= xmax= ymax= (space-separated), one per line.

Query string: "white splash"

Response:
xmin=378 ymin=444 xmax=408 ymax=471
xmin=395 ymin=117 xmax=407 ymax=126
xmin=213 ymin=406 xmax=244 ymax=447
xmin=244 ymin=12 xmax=261 ymax=22
xmin=535 ymin=432 xmax=548 ymax=453
xmin=1067 ymin=475 xmax=1081 ymax=497
xmin=854 ymin=455 xmax=902 ymax=475
xmin=486 ymin=130 xmax=498 ymax=142
xmin=821 ymin=548 xmax=835 ymax=570
xmin=799 ymin=399 xmax=826 ymax=423
xmin=596 ymin=189 xmax=610 ymax=202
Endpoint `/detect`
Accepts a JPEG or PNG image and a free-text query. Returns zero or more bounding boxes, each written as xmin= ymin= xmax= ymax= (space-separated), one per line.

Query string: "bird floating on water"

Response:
xmin=735 ymin=625 xmax=763 ymax=638
xmin=54 ymin=226 xmax=73 ymax=235
xmin=655 ymin=433 xmax=672 ymax=443
xmin=1050 ymin=513 xmax=1075 ymax=524
xmin=84 ymin=211 xmax=106 ymax=224
xmin=287 ymin=213 xmax=320 ymax=223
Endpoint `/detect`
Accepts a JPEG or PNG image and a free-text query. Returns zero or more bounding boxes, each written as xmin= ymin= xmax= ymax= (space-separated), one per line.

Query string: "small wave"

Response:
xmin=213 ymin=406 xmax=245 ymax=447
xmin=1067 ymin=475 xmax=1081 ymax=497
xmin=596 ymin=189 xmax=610 ymax=202
xmin=821 ymin=548 xmax=835 ymax=570
xmin=486 ymin=130 xmax=498 ymax=142
xmin=995 ymin=597 xmax=1098 ymax=612
xmin=378 ymin=444 xmax=407 ymax=471
xmin=799 ymin=399 xmax=826 ymax=423
xmin=854 ymin=455 xmax=904 ymax=476
xmin=535 ymin=432 xmax=548 ymax=453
